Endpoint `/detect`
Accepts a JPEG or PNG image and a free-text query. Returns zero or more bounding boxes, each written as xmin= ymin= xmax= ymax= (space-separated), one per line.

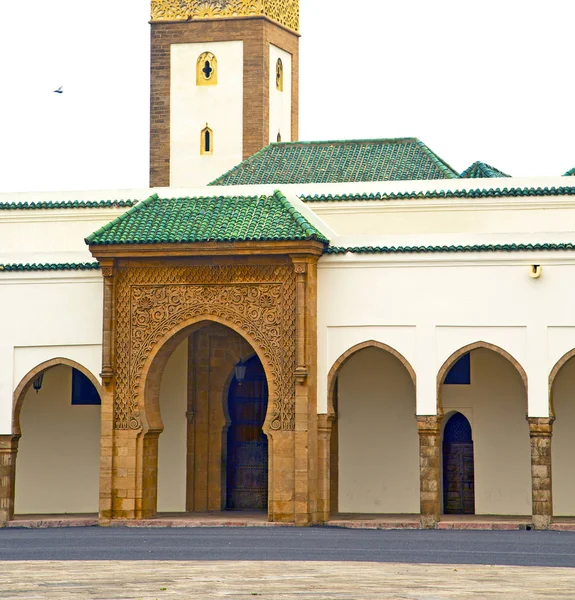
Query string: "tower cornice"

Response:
xmin=151 ymin=0 xmax=299 ymax=33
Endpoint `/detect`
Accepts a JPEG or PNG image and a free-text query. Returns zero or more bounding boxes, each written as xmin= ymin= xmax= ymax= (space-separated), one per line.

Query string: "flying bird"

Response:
xmin=53 ymin=86 xmax=63 ymax=94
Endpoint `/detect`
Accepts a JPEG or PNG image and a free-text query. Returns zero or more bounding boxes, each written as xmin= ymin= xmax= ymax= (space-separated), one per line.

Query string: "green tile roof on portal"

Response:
xmin=565 ymin=167 xmax=575 ymax=177
xmin=209 ymin=138 xmax=459 ymax=186
xmin=86 ymin=191 xmax=328 ymax=246
xmin=460 ymin=161 xmax=510 ymax=179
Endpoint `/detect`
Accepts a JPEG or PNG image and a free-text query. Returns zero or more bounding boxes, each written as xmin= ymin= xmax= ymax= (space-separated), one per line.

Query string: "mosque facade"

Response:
xmin=1 ymin=0 xmax=575 ymax=529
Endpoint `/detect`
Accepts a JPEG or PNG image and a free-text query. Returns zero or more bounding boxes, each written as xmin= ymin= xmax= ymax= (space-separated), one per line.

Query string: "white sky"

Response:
xmin=0 ymin=0 xmax=573 ymax=193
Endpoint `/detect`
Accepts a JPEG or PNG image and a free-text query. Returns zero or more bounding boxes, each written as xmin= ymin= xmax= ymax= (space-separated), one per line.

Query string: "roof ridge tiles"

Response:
xmin=0 ymin=199 xmax=139 ymax=211
xmin=300 ymin=186 xmax=575 ymax=203
xmin=0 ymin=262 xmax=101 ymax=272
xmin=460 ymin=161 xmax=511 ymax=179
xmin=326 ymin=242 xmax=575 ymax=255
xmin=414 ymin=140 xmax=460 ymax=179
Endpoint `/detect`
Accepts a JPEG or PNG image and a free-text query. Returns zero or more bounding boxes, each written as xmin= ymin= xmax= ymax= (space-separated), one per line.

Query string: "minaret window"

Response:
xmin=276 ymin=58 xmax=283 ymax=91
xmin=277 ymin=131 xmax=282 ymax=142
xmin=197 ymin=52 xmax=218 ymax=86
xmin=201 ymin=125 xmax=214 ymax=155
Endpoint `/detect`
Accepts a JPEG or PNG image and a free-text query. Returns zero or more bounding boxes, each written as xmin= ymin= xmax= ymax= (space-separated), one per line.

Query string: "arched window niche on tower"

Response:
xmin=197 ymin=52 xmax=218 ymax=86
xmin=276 ymin=58 xmax=283 ymax=92
xmin=200 ymin=124 xmax=214 ymax=155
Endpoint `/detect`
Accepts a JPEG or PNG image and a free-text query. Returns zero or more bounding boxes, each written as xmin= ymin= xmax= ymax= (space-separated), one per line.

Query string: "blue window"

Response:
xmin=444 ymin=412 xmax=473 ymax=443
xmin=444 ymin=353 xmax=470 ymax=385
xmin=71 ymin=368 xmax=101 ymax=405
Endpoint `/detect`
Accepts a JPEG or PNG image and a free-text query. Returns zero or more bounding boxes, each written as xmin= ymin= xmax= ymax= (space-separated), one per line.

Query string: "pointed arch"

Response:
xmin=437 ymin=341 xmax=528 ymax=413
xmin=196 ymin=52 xmax=218 ymax=86
xmin=200 ymin=124 xmax=213 ymax=155
xmin=12 ymin=358 xmax=102 ymax=436
xmin=139 ymin=316 xmax=276 ymax=436
xmin=327 ymin=340 xmax=416 ymax=417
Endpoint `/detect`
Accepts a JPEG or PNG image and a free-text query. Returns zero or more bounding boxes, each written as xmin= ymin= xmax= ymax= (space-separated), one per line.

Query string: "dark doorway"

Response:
xmin=226 ymin=355 xmax=268 ymax=510
xmin=443 ymin=412 xmax=475 ymax=514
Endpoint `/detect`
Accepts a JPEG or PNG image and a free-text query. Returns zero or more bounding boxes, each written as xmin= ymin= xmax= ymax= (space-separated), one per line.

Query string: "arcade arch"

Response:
xmin=549 ymin=350 xmax=575 ymax=516
xmin=133 ymin=317 xmax=273 ymax=517
xmin=327 ymin=341 xmax=418 ymax=516
xmin=438 ymin=343 xmax=530 ymax=516
xmin=13 ymin=358 xmax=102 ymax=516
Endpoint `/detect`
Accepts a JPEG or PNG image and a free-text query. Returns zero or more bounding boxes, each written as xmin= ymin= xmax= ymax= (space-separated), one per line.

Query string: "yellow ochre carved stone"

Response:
xmin=151 ymin=0 xmax=299 ymax=32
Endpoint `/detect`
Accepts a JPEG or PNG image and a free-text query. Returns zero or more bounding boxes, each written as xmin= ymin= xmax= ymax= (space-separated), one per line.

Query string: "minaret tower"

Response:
xmin=149 ymin=0 xmax=300 ymax=187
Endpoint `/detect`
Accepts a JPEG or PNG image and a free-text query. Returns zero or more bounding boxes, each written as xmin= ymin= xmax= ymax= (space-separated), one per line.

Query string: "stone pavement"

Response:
xmin=1 ymin=561 xmax=574 ymax=599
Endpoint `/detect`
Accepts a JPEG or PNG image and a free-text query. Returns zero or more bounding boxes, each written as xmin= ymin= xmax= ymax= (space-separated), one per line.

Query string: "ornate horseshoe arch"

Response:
xmin=110 ymin=263 xmax=297 ymax=432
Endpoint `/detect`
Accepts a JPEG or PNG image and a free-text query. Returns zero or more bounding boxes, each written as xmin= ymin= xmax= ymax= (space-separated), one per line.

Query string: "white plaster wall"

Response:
xmin=317 ymin=257 xmax=575 ymax=417
xmin=0 ymin=274 xmax=103 ymax=435
xmin=269 ymin=45 xmax=292 ymax=143
xmin=442 ymin=349 xmax=531 ymax=516
xmin=171 ymin=42 xmax=244 ymax=187
xmin=551 ymin=358 xmax=575 ymax=516
xmin=313 ymin=204 xmax=575 ymax=236
xmin=157 ymin=339 xmax=188 ymax=513
xmin=15 ymin=365 xmax=100 ymax=514
xmin=338 ymin=347 xmax=419 ymax=514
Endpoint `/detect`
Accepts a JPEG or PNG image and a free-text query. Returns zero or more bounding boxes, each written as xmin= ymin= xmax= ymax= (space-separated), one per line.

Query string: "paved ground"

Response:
xmin=2 ymin=528 xmax=575 ymax=567
xmin=1 ymin=560 xmax=575 ymax=599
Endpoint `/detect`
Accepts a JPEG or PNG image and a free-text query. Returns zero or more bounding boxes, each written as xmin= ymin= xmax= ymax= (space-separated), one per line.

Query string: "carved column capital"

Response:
xmin=416 ymin=415 xmax=443 ymax=435
xmin=527 ymin=416 xmax=555 ymax=437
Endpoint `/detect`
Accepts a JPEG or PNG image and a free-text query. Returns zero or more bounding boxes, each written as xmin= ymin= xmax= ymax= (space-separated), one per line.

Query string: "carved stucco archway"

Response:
xmin=437 ymin=341 xmax=528 ymax=414
xmin=139 ymin=315 xmax=276 ymax=435
xmin=110 ymin=263 xmax=298 ymax=434
xmin=94 ymin=253 xmax=321 ymax=523
xmin=13 ymin=357 xmax=102 ymax=437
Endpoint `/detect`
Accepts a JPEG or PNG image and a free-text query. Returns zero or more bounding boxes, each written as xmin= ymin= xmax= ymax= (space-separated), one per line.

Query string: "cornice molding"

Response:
xmin=150 ymin=0 xmax=299 ymax=32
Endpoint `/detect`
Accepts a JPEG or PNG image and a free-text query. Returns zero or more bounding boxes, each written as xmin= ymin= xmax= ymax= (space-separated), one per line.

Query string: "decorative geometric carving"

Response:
xmin=150 ymin=0 xmax=299 ymax=33
xmin=101 ymin=266 xmax=114 ymax=278
xmin=114 ymin=264 xmax=296 ymax=432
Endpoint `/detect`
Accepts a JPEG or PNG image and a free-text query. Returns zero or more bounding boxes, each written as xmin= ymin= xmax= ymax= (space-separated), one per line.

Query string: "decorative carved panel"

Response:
xmin=114 ymin=264 xmax=296 ymax=432
xmin=150 ymin=0 xmax=300 ymax=32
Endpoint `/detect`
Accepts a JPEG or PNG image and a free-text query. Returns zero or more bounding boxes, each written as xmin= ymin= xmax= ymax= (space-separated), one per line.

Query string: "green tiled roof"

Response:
xmin=0 ymin=262 xmax=100 ymax=272
xmin=327 ymin=243 xmax=575 ymax=255
xmin=301 ymin=186 xmax=575 ymax=203
xmin=460 ymin=161 xmax=510 ymax=178
xmin=0 ymin=200 xmax=138 ymax=210
xmin=565 ymin=167 xmax=575 ymax=177
xmin=86 ymin=191 xmax=328 ymax=246
xmin=209 ymin=138 xmax=459 ymax=186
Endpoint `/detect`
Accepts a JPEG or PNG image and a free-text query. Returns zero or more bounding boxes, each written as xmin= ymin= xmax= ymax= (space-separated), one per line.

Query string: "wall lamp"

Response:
xmin=33 ymin=372 xmax=44 ymax=393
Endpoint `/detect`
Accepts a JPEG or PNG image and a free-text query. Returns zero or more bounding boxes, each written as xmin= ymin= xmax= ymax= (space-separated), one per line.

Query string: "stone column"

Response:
xmin=528 ymin=417 xmax=554 ymax=530
xmin=98 ymin=261 xmax=115 ymax=522
xmin=417 ymin=415 xmax=442 ymax=528
xmin=0 ymin=435 xmax=20 ymax=525
xmin=291 ymin=258 xmax=319 ymax=525
xmin=316 ymin=414 xmax=334 ymax=523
